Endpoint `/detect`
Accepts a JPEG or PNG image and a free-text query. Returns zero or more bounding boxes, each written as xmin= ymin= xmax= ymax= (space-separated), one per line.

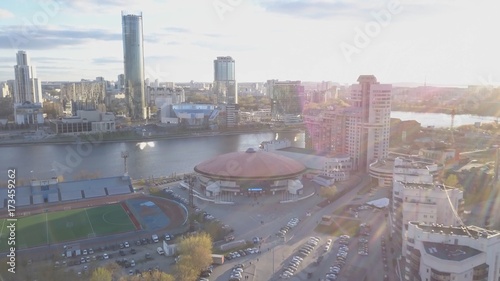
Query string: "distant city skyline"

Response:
xmin=0 ymin=0 xmax=499 ymax=86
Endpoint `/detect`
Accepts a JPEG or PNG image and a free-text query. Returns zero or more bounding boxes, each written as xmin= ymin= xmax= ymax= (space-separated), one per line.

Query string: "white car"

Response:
xmin=231 ymin=272 xmax=242 ymax=278
xmin=103 ymin=253 xmax=109 ymax=259
xmin=157 ymin=247 xmax=165 ymax=255
xmin=232 ymin=268 xmax=243 ymax=273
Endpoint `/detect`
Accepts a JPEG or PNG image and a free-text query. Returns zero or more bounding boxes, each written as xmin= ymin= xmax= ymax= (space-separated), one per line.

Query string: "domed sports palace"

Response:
xmin=194 ymin=148 xmax=307 ymax=197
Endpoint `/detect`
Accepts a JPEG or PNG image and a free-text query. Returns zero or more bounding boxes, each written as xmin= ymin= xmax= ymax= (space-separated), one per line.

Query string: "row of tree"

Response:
xmin=89 ymin=232 xmax=213 ymax=281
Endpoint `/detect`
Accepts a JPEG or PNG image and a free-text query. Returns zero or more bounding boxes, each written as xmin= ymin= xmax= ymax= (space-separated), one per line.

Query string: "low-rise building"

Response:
xmin=393 ymin=182 xmax=464 ymax=257
xmin=406 ymin=221 xmax=500 ymax=281
xmin=49 ymin=110 xmax=115 ymax=134
xmin=369 ymin=154 xmax=441 ymax=188
xmin=14 ymin=101 xmax=44 ymax=125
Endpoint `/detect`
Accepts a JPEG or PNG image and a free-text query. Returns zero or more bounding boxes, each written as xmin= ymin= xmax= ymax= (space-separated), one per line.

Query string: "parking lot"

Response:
xmin=54 ymin=233 xmax=180 ymax=278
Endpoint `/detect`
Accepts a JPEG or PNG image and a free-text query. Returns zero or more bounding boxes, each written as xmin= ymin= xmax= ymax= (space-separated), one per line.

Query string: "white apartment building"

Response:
xmin=393 ymin=181 xmax=464 ymax=257
xmin=369 ymin=155 xmax=441 ymax=188
xmin=13 ymin=51 xmax=42 ymax=105
xmin=393 ymin=157 xmax=438 ymax=184
xmin=406 ymin=221 xmax=500 ymax=281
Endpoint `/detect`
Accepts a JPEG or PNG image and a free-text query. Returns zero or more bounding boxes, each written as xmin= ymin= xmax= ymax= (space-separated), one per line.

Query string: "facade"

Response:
xmin=14 ymin=101 xmax=44 ymax=125
xmin=405 ymin=221 xmax=500 ymax=281
xmin=219 ymin=103 xmax=239 ymax=128
xmin=0 ymin=176 xmax=133 ymax=207
xmin=13 ymin=51 xmax=42 ymax=105
xmin=350 ymin=75 xmax=392 ymax=171
xmin=266 ymin=80 xmax=304 ymax=120
xmin=304 ymin=75 xmax=391 ymax=171
xmin=122 ymin=12 xmax=146 ymax=119
xmin=322 ymin=155 xmax=352 ymax=181
xmin=304 ymin=108 xmax=347 ymax=155
xmin=49 ymin=110 xmax=116 ymax=134
xmin=369 ymin=154 xmax=442 ymax=187
xmin=147 ymin=86 xmax=185 ymax=107
xmin=117 ymin=74 xmax=125 ymax=89
xmin=160 ymin=104 xmax=219 ymax=128
xmin=194 ymin=148 xmax=306 ymax=197
xmin=393 ymin=181 xmax=464 ymax=257
xmin=419 ymin=147 xmax=457 ymax=164
xmin=262 ymin=140 xmax=353 ymax=183
xmin=0 ymin=82 xmax=11 ymax=98
xmin=213 ymin=56 xmax=237 ymax=104
xmin=60 ymin=80 xmax=107 ymax=114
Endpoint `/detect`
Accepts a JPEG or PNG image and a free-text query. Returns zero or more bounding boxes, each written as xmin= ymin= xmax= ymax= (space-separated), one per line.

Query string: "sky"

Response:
xmin=0 ymin=0 xmax=499 ymax=86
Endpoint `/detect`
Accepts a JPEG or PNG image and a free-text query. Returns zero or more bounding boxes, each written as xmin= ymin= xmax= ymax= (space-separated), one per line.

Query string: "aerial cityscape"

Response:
xmin=1 ymin=1 xmax=500 ymax=281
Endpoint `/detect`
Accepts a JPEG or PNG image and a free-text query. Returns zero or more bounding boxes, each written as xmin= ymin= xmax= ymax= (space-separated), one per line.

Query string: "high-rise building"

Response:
xmin=406 ymin=221 xmax=500 ymax=281
xmin=117 ymin=74 xmax=125 ymax=89
xmin=122 ymin=11 xmax=146 ymax=119
xmin=266 ymin=80 xmax=304 ymax=120
xmin=13 ymin=50 xmax=42 ymax=105
xmin=304 ymin=75 xmax=390 ymax=171
xmin=0 ymin=82 xmax=11 ymax=98
xmin=350 ymin=75 xmax=392 ymax=170
xmin=213 ymin=56 xmax=237 ymax=104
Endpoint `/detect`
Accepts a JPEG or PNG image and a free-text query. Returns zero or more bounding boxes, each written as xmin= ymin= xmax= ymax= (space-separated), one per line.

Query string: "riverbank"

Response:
xmin=0 ymin=127 xmax=304 ymax=147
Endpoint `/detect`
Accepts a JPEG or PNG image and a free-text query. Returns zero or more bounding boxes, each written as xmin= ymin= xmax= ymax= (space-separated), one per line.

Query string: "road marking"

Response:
xmin=84 ymin=208 xmax=96 ymax=235
xmin=46 ymin=212 xmax=50 ymax=244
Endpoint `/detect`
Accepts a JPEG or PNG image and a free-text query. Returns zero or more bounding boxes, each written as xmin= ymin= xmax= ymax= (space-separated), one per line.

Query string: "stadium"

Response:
xmin=0 ymin=176 xmax=187 ymax=252
xmin=194 ymin=148 xmax=307 ymax=197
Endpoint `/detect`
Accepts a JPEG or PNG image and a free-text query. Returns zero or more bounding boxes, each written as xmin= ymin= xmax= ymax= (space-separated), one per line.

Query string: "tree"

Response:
xmin=174 ymin=232 xmax=213 ymax=281
xmin=103 ymin=262 xmax=122 ymax=281
xmin=150 ymin=270 xmax=175 ymax=281
xmin=320 ymin=185 xmax=337 ymax=199
xmin=0 ymin=97 xmax=14 ymax=118
xmin=175 ymin=255 xmax=199 ymax=281
xmin=73 ymin=170 xmax=101 ymax=180
xmin=444 ymin=174 xmax=459 ymax=187
xmin=90 ymin=267 xmax=112 ymax=281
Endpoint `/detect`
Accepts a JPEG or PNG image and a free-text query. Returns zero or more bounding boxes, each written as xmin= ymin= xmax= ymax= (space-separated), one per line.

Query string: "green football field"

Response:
xmin=0 ymin=204 xmax=136 ymax=251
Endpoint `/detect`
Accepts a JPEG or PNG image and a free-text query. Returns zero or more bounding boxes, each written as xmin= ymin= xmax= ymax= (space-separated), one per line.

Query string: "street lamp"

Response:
xmin=121 ymin=151 xmax=129 ymax=176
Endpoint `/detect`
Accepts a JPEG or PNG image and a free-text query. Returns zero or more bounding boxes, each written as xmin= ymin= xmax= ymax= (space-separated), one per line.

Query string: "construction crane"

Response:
xmin=450 ymin=108 xmax=455 ymax=145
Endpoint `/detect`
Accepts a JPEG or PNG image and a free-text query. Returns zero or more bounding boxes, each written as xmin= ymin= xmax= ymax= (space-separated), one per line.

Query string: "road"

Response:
xmin=193 ymin=174 xmax=391 ymax=281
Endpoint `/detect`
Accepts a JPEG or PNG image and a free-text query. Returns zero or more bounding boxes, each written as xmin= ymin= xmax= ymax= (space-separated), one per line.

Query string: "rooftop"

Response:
xmin=194 ymin=148 xmax=306 ymax=181
xmin=398 ymin=182 xmax=459 ymax=191
xmin=278 ymin=147 xmax=350 ymax=159
xmin=410 ymin=221 xmax=500 ymax=240
xmin=423 ymin=241 xmax=481 ymax=261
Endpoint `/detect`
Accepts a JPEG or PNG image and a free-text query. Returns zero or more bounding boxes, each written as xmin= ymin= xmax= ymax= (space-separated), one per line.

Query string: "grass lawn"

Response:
xmin=314 ymin=216 xmax=360 ymax=237
xmin=0 ymin=204 xmax=135 ymax=252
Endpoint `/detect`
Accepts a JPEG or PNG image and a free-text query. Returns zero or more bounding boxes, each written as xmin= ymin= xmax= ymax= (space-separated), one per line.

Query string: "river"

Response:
xmin=391 ymin=111 xmax=498 ymax=128
xmin=0 ymin=132 xmax=304 ymax=182
xmin=1 ymin=111 xmax=497 ymax=182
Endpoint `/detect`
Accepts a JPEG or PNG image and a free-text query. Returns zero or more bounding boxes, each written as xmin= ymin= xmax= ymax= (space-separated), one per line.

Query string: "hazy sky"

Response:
xmin=0 ymin=0 xmax=499 ymax=86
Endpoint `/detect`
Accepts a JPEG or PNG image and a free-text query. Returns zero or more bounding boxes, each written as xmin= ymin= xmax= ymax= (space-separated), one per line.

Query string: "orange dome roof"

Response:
xmin=194 ymin=148 xmax=306 ymax=180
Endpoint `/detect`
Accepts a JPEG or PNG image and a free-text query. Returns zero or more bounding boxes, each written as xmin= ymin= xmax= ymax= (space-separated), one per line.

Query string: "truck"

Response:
xmin=211 ymin=254 xmax=224 ymax=265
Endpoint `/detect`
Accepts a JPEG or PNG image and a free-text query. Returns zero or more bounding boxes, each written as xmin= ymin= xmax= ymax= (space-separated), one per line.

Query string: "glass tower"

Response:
xmin=213 ymin=56 xmax=237 ymax=104
xmin=122 ymin=11 xmax=146 ymax=120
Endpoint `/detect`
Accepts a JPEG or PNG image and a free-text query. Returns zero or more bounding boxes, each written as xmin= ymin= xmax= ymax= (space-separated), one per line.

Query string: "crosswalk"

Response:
xmin=214 ymin=192 xmax=233 ymax=203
